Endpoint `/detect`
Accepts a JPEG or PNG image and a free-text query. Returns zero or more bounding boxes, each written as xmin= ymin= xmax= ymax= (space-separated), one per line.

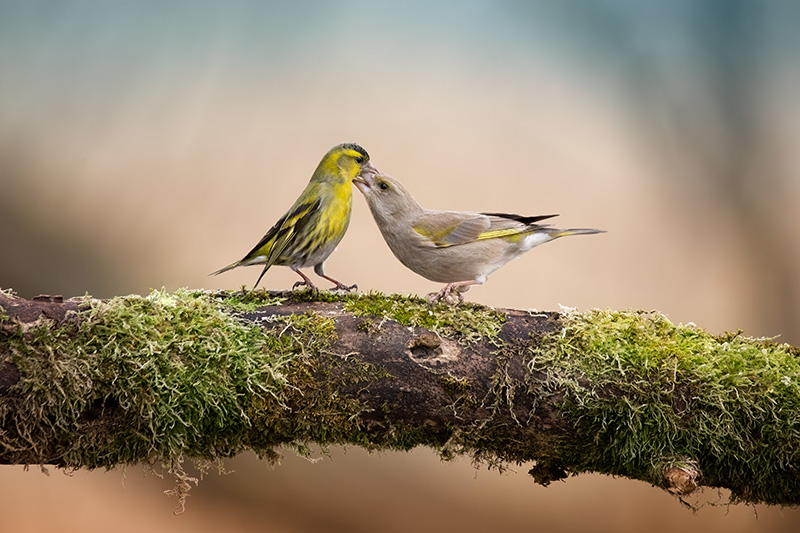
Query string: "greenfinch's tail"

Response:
xmin=553 ymin=228 xmax=606 ymax=238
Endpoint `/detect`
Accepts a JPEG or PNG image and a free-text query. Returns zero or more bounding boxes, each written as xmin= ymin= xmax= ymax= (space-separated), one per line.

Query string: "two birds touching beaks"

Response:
xmin=212 ymin=143 xmax=604 ymax=304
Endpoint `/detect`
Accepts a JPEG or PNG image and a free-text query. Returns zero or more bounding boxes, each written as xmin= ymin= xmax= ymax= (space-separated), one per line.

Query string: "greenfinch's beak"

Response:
xmin=362 ymin=161 xmax=379 ymax=177
xmin=353 ymin=174 xmax=371 ymax=195
xmin=354 ymin=162 xmax=378 ymax=194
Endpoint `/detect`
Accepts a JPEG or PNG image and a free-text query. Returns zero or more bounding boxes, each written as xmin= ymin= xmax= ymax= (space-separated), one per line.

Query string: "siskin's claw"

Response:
xmin=292 ymin=280 xmax=319 ymax=294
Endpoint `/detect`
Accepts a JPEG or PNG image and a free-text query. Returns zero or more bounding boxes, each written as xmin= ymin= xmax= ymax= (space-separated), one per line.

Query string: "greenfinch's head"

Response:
xmin=353 ymin=172 xmax=422 ymax=219
xmin=313 ymin=142 xmax=378 ymax=184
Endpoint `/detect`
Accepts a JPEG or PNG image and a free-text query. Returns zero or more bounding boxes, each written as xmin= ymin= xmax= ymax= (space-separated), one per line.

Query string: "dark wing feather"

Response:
xmin=480 ymin=213 xmax=558 ymax=225
xmin=241 ymin=199 xmax=321 ymax=265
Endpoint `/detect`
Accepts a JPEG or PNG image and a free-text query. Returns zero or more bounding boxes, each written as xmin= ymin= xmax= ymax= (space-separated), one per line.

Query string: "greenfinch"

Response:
xmin=213 ymin=143 xmax=378 ymax=291
xmin=354 ymin=172 xmax=604 ymax=304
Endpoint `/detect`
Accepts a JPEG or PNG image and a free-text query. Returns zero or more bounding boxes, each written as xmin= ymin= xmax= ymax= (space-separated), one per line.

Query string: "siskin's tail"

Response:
xmin=210 ymin=261 xmax=240 ymax=276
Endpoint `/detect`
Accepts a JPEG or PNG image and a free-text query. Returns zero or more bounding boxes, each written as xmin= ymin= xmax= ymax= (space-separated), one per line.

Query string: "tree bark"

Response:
xmin=1 ymin=288 xmax=798 ymax=507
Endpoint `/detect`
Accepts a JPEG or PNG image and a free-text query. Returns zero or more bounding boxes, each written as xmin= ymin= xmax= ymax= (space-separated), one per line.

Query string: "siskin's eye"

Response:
xmin=379 ymin=182 xmax=389 ymax=190
xmin=355 ymin=156 xmax=364 ymax=164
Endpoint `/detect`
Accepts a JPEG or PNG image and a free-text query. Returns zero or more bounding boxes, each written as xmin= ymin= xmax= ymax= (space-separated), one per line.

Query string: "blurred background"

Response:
xmin=2 ymin=0 xmax=799 ymax=530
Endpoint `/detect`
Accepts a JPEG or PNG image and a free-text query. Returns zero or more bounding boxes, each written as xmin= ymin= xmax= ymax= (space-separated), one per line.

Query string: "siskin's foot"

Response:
xmin=318 ymin=273 xmax=357 ymax=292
xmin=292 ymin=279 xmax=319 ymax=294
xmin=330 ymin=282 xmax=358 ymax=292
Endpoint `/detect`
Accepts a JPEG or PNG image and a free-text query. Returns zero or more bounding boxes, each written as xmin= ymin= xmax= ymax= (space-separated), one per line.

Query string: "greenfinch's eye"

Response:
xmin=379 ymin=182 xmax=389 ymax=190
xmin=355 ymin=156 xmax=364 ymax=164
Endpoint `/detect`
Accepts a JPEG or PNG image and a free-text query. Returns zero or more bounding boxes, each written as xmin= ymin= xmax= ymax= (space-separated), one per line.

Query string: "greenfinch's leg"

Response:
xmin=427 ymin=281 xmax=477 ymax=305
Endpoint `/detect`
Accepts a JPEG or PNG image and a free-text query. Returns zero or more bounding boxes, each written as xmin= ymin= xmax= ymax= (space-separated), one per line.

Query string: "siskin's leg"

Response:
xmin=314 ymin=262 xmax=357 ymax=292
xmin=291 ymin=268 xmax=319 ymax=293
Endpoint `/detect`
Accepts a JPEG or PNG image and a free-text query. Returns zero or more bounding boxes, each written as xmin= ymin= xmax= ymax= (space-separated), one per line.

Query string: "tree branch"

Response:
xmin=1 ymin=288 xmax=798 ymax=507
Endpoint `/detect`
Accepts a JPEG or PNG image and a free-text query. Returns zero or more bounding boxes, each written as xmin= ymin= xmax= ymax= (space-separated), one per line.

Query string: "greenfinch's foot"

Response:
xmin=426 ymin=287 xmax=462 ymax=305
xmin=448 ymin=289 xmax=465 ymax=305
xmin=427 ymin=282 xmax=475 ymax=305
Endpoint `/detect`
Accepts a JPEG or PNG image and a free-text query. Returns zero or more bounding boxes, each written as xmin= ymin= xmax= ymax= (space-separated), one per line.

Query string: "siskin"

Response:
xmin=354 ymin=172 xmax=604 ymax=304
xmin=213 ymin=143 xmax=378 ymax=292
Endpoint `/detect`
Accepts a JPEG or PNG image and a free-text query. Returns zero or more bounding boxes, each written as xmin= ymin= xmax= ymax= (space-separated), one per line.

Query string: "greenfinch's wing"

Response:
xmin=241 ymin=199 xmax=321 ymax=265
xmin=413 ymin=212 xmax=560 ymax=248
xmin=481 ymin=213 xmax=558 ymax=225
xmin=475 ymin=213 xmax=558 ymax=241
xmin=412 ymin=211 xmax=491 ymax=247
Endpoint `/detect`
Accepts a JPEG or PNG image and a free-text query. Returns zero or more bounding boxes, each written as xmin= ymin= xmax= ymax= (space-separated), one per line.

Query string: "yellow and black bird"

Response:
xmin=213 ymin=143 xmax=378 ymax=291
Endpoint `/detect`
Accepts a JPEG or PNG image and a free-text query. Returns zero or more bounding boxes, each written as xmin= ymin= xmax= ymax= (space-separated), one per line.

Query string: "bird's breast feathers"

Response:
xmin=321 ymin=186 xmax=353 ymax=235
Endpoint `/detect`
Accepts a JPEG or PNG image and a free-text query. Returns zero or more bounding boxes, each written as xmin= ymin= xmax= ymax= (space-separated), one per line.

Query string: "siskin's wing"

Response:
xmin=239 ymin=198 xmax=321 ymax=267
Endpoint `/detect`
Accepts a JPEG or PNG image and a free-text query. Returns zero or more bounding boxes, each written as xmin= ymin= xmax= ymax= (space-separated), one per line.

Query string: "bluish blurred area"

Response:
xmin=2 ymin=2 xmax=799 ymax=531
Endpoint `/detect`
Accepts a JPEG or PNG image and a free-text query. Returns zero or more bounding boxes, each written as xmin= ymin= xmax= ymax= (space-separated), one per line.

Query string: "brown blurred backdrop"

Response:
xmin=2 ymin=1 xmax=799 ymax=531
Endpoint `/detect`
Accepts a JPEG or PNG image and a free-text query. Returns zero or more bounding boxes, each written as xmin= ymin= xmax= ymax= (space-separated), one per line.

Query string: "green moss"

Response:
xmin=440 ymin=375 xmax=472 ymax=396
xmin=5 ymin=288 xmax=294 ymax=469
xmin=525 ymin=308 xmax=800 ymax=504
xmin=440 ymin=375 xmax=476 ymax=412
xmin=208 ymin=287 xmax=286 ymax=312
xmin=343 ymin=291 xmax=505 ymax=342
xmin=285 ymin=288 xmax=350 ymax=303
xmin=1 ymin=288 xmax=396 ymax=507
xmin=356 ymin=318 xmax=375 ymax=333
xmin=250 ymin=311 xmax=373 ymax=449
xmin=5 ymin=289 xmax=799 ymax=506
xmin=0 ymin=288 xmax=13 ymax=323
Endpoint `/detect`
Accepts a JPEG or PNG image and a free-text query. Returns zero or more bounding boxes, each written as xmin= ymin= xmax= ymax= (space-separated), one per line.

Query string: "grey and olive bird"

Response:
xmin=354 ymin=172 xmax=604 ymax=304
xmin=212 ymin=143 xmax=378 ymax=292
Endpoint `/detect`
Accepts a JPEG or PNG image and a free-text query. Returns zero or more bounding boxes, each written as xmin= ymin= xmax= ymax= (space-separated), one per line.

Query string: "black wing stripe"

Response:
xmin=480 ymin=213 xmax=559 ymax=225
xmin=241 ymin=199 xmax=320 ymax=260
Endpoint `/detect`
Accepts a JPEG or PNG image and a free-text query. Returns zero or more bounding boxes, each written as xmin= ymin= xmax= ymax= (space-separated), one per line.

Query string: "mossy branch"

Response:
xmin=1 ymin=288 xmax=799 ymax=508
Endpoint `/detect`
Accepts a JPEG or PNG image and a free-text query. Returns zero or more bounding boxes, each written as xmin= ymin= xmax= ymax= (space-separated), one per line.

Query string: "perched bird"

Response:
xmin=212 ymin=143 xmax=378 ymax=291
xmin=354 ymin=172 xmax=604 ymax=304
